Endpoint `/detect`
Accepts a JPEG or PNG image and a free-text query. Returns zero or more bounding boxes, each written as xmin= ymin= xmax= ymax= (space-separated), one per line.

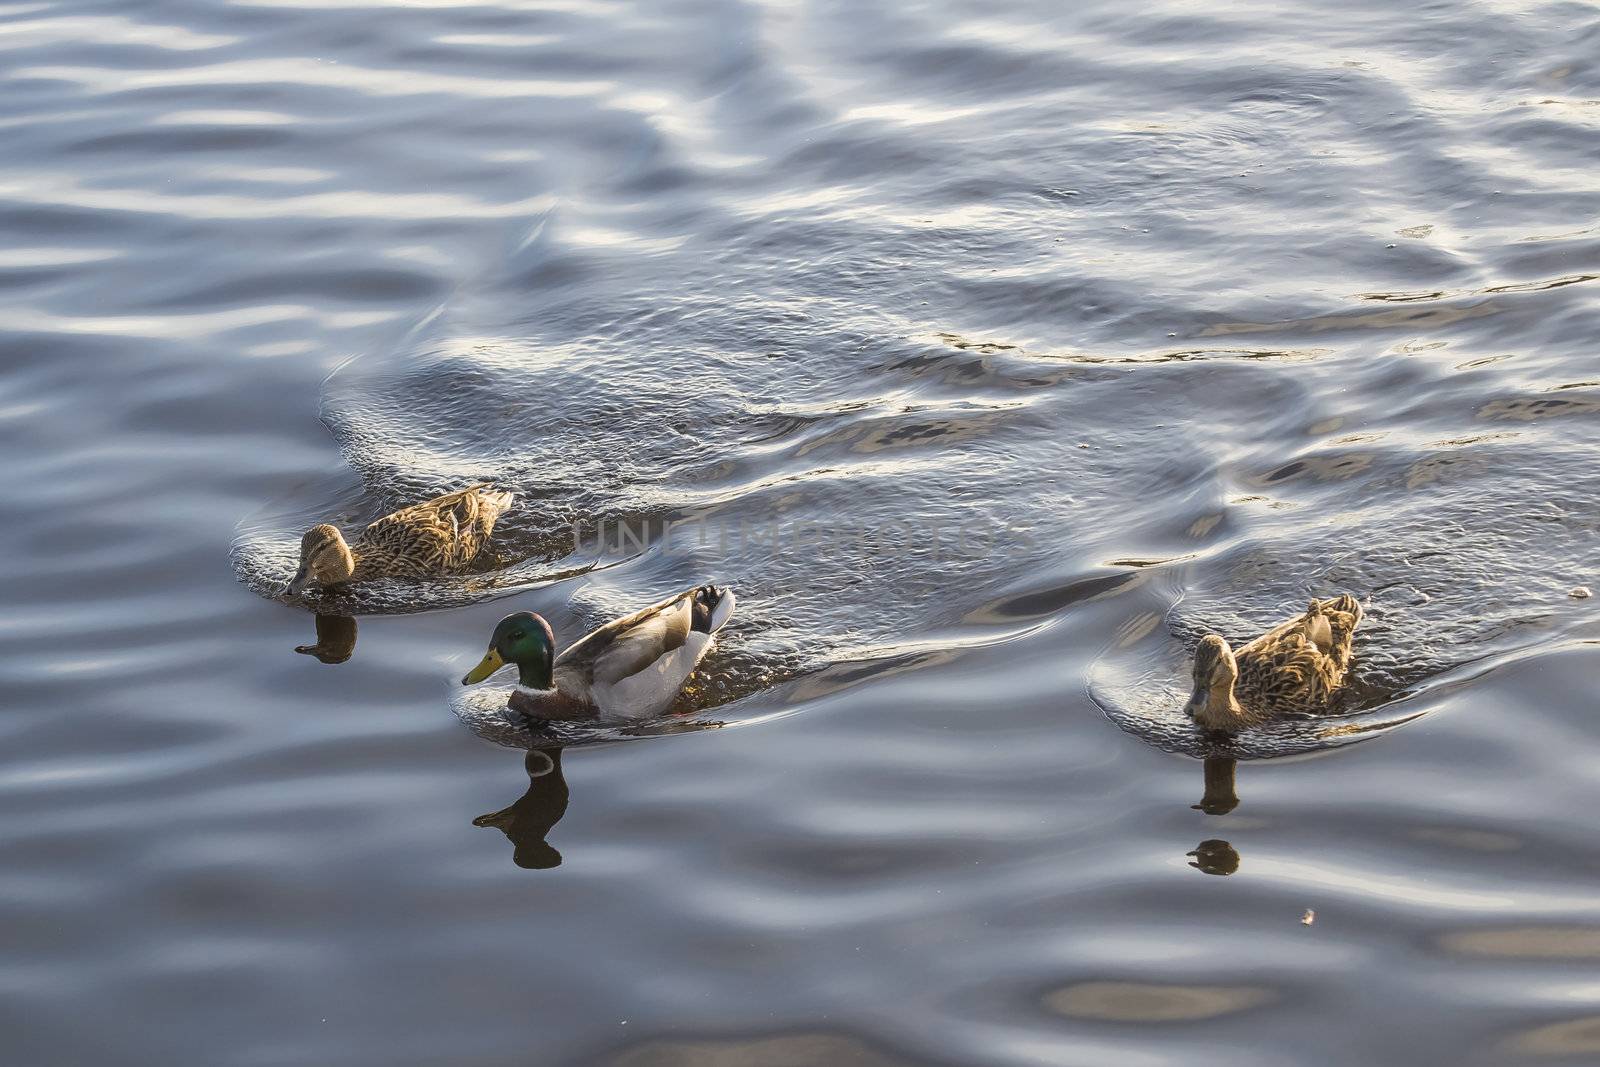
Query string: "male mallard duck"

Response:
xmin=1185 ymin=594 xmax=1363 ymax=732
xmin=461 ymin=585 xmax=736 ymax=722
xmin=287 ymin=484 xmax=513 ymax=595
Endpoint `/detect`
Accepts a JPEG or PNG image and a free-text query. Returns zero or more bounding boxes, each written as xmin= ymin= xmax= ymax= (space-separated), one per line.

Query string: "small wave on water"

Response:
xmin=225 ymin=0 xmax=1600 ymax=740
xmin=238 ymin=232 xmax=1600 ymax=735
xmin=232 ymin=252 xmax=1600 ymax=740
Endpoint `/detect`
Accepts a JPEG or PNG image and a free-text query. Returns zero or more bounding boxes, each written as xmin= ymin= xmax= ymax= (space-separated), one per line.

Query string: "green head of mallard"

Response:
xmin=1184 ymin=634 xmax=1246 ymax=732
xmin=463 ymin=611 xmax=556 ymax=691
xmin=287 ymin=524 xmax=356 ymax=596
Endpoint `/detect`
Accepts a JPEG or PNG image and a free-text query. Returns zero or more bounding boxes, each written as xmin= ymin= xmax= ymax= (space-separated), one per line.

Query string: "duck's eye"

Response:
xmin=508 ymin=631 xmax=524 ymax=642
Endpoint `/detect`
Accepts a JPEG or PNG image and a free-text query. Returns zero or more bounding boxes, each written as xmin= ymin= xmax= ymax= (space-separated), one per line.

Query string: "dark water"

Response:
xmin=6 ymin=0 xmax=1600 ymax=1062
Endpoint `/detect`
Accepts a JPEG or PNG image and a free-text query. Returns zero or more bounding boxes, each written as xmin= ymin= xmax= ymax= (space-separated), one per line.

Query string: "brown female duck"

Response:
xmin=287 ymin=484 xmax=513 ymax=594
xmin=1185 ymin=594 xmax=1363 ymax=732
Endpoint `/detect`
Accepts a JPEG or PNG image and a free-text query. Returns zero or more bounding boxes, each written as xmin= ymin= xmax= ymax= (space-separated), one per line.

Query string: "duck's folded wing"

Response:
xmin=364 ymin=487 xmax=510 ymax=569
xmin=592 ymin=612 xmax=696 ymax=686
xmin=1236 ymin=609 xmax=1314 ymax=659
xmin=355 ymin=509 xmax=454 ymax=575
xmin=1239 ymin=630 xmax=1331 ymax=702
xmin=555 ymin=591 xmax=696 ymax=680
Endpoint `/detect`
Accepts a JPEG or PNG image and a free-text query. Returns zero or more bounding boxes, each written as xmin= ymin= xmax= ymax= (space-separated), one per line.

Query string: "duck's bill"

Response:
xmin=462 ymin=647 xmax=505 ymax=685
xmin=286 ymin=565 xmax=311 ymax=597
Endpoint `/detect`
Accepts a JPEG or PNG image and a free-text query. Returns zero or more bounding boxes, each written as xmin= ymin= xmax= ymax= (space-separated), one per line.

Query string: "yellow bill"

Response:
xmin=462 ymin=647 xmax=505 ymax=685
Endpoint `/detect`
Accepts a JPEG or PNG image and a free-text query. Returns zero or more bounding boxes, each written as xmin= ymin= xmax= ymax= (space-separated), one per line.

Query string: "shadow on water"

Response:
xmin=1186 ymin=758 xmax=1242 ymax=876
xmin=474 ymin=749 xmax=569 ymax=871
xmin=293 ymin=613 xmax=358 ymax=665
xmin=1187 ymin=838 xmax=1242 ymax=877
xmin=1193 ymin=756 xmax=1241 ymax=816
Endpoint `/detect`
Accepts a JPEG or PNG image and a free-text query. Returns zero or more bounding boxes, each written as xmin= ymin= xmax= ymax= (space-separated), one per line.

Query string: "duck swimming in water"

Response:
xmin=462 ymin=585 xmax=736 ymax=722
xmin=1185 ymin=594 xmax=1363 ymax=732
xmin=287 ymin=484 xmax=514 ymax=595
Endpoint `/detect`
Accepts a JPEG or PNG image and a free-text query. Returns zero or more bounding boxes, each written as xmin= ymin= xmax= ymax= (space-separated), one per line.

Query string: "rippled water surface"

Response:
xmin=6 ymin=0 xmax=1600 ymax=1063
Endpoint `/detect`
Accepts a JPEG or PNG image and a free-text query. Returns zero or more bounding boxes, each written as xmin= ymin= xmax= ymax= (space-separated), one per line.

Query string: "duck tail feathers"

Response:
xmin=473 ymin=485 xmax=515 ymax=514
xmin=1325 ymin=593 xmax=1363 ymax=626
xmin=691 ymin=584 xmax=736 ymax=634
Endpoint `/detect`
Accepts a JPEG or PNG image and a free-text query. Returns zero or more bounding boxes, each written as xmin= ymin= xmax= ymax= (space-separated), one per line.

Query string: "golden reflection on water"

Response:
xmin=1202 ymin=298 xmax=1499 ymax=335
xmin=1405 ymin=451 xmax=1495 ymax=491
xmin=1478 ymin=392 xmax=1600 ymax=422
xmin=1408 ymin=826 xmax=1521 ymax=853
xmin=610 ymin=1033 xmax=917 ymax=1067
xmin=1440 ymin=926 xmax=1600 ymax=959
xmin=1505 ymin=1016 xmax=1600 ymax=1056
xmin=473 ymin=748 xmax=569 ymax=870
xmin=1353 ymin=271 xmax=1598 ymax=305
xmin=1044 ymin=981 xmax=1274 ymax=1022
xmin=1249 ymin=452 xmax=1376 ymax=487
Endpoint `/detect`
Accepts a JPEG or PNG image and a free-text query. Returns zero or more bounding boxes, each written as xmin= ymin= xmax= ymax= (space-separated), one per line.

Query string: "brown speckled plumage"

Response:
xmin=1186 ymin=594 xmax=1363 ymax=732
xmin=350 ymin=485 xmax=512 ymax=578
xmin=288 ymin=484 xmax=513 ymax=594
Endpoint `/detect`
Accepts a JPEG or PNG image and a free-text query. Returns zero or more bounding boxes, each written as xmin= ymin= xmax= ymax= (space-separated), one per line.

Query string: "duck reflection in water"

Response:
xmin=1187 ymin=838 xmax=1241 ymax=876
xmin=474 ymin=748 xmax=569 ymax=870
xmin=294 ymin=613 xmax=358 ymax=664
xmin=1187 ymin=757 xmax=1241 ymax=876
xmin=1193 ymin=756 xmax=1239 ymax=815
